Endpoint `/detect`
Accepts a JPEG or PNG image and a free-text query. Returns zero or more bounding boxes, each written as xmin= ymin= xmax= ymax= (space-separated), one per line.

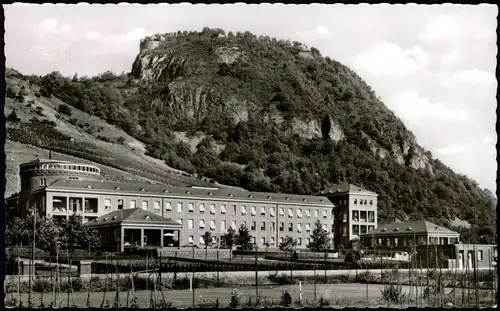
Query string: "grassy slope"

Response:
xmin=4 ymin=76 xmax=229 ymax=197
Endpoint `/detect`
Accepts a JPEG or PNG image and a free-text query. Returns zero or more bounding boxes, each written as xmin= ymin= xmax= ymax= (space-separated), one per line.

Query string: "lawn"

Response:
xmin=5 ymin=283 xmax=493 ymax=308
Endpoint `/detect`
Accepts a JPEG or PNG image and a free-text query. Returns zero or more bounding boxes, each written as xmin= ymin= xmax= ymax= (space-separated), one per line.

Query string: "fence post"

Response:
xmin=473 ymin=247 xmax=479 ymax=308
xmin=299 ymin=281 xmax=303 ymax=302
xmin=487 ymin=249 xmax=496 ymax=303
xmin=314 ymin=252 xmax=317 ymax=301
xmin=192 ymin=247 xmax=195 ymax=307
xmin=217 ymin=249 xmax=220 ymax=286
xmin=255 ymin=245 xmax=259 ymax=299
xmin=174 ymin=251 xmax=178 ymax=283
xmin=408 ymin=254 xmax=412 ymax=305
xmin=380 ymin=253 xmax=383 ymax=282
xmin=324 ymin=252 xmax=327 ymax=283
xmin=159 ymin=253 xmax=162 ymax=288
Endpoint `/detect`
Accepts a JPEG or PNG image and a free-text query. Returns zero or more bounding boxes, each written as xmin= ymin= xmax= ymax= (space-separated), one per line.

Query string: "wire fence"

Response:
xmin=4 ymin=246 xmax=498 ymax=308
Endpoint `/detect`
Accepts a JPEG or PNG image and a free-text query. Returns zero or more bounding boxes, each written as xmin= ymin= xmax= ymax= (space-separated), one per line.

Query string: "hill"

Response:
xmin=4 ymin=28 xmax=496 ymax=243
xmin=3 ymin=70 xmax=237 ymax=198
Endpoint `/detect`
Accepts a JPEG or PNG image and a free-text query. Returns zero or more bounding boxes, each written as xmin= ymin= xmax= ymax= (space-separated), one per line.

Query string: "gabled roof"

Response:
xmin=320 ymin=183 xmax=377 ymax=196
xmin=360 ymin=220 xmax=459 ymax=237
xmin=85 ymin=208 xmax=182 ymax=227
xmin=45 ymin=179 xmax=334 ymax=206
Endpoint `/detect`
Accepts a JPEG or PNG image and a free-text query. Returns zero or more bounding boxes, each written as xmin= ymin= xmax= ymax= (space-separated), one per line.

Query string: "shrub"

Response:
xmin=269 ymin=273 xmax=299 ymax=284
xmin=151 ymin=299 xmax=173 ymax=308
xmin=6 ymin=110 xmax=21 ymax=123
xmin=57 ymin=104 xmax=72 ymax=116
xmin=355 ymin=270 xmax=377 ymax=283
xmin=6 ymin=87 xmax=17 ymax=98
xmin=32 ymin=278 xmax=52 ymax=293
xmin=380 ymin=284 xmax=407 ymax=304
xmin=197 ymin=296 xmax=220 ymax=308
xmin=317 ymin=296 xmax=330 ymax=307
xmin=97 ymin=135 xmax=111 ymax=142
xmin=280 ymin=290 xmax=292 ymax=307
xmin=34 ymin=106 xmax=44 ymax=116
xmin=116 ymin=136 xmax=126 ymax=144
xmin=229 ymin=288 xmax=242 ymax=308
xmin=5 ymin=295 xmax=20 ymax=308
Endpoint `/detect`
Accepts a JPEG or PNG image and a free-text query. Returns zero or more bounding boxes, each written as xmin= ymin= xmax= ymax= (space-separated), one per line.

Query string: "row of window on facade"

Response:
xmin=51 ymin=197 xmax=331 ymax=218
xmin=351 ymin=210 xmax=375 ymax=223
xmin=352 ymin=224 xmax=375 ymax=235
xmin=25 ymin=164 xmax=100 ymax=173
xmin=187 ymin=234 xmax=312 ymax=247
xmin=154 ymin=202 xmax=330 ymax=219
xmin=50 ymin=215 xmax=97 ymax=224
xmin=353 ymin=199 xmax=373 ymax=206
xmin=364 ymin=236 xmax=459 ymax=247
xmin=183 ymin=218 xmax=331 ymax=233
xmin=52 ymin=197 xmax=99 ymax=213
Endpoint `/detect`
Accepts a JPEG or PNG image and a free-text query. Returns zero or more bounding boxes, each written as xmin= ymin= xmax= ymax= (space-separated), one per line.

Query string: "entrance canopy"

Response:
xmin=86 ymin=208 xmax=182 ymax=228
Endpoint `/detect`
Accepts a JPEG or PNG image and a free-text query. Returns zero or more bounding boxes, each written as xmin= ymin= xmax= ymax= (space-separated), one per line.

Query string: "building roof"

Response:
xmin=45 ymin=179 xmax=334 ymax=206
xmin=29 ymin=158 xmax=71 ymax=163
xmin=20 ymin=158 xmax=100 ymax=170
xmin=22 ymin=159 xmax=71 ymax=166
xmin=85 ymin=208 xmax=182 ymax=227
xmin=360 ymin=220 xmax=459 ymax=237
xmin=320 ymin=183 xmax=377 ymax=196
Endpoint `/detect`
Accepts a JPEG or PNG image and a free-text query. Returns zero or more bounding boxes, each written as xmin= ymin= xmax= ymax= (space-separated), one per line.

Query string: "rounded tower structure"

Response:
xmin=20 ymin=159 xmax=101 ymax=192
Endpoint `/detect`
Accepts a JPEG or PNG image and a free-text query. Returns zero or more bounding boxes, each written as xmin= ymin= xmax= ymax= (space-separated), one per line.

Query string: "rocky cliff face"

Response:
xmin=131 ymin=42 xmax=433 ymax=174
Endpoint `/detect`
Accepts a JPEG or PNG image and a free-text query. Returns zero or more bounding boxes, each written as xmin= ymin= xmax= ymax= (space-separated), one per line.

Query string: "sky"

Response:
xmin=4 ymin=3 xmax=498 ymax=193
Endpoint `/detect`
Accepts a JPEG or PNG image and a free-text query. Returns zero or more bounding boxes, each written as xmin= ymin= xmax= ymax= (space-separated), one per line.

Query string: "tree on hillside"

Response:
xmin=235 ymin=224 xmax=253 ymax=259
xmin=202 ymin=231 xmax=213 ymax=259
xmin=308 ymin=220 xmax=332 ymax=253
xmin=6 ymin=87 xmax=17 ymax=98
xmin=6 ymin=110 xmax=21 ymax=123
xmin=57 ymin=104 xmax=72 ymax=116
xmin=279 ymin=236 xmax=298 ymax=261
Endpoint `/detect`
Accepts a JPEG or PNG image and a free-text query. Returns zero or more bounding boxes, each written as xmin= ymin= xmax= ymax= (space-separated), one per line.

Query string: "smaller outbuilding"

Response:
xmin=85 ymin=208 xmax=183 ymax=252
xmin=360 ymin=220 xmax=461 ymax=248
xmin=360 ymin=219 xmax=496 ymax=269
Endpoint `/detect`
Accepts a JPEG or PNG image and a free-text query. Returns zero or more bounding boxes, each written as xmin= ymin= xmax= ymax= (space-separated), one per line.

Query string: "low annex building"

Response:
xmin=85 ymin=208 xmax=182 ymax=252
xmin=360 ymin=220 xmax=461 ymax=248
xmin=360 ymin=219 xmax=496 ymax=269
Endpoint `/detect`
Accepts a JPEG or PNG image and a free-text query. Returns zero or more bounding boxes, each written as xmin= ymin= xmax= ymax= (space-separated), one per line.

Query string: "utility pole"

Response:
xmin=29 ymin=204 xmax=36 ymax=306
xmin=255 ymin=244 xmax=258 ymax=299
xmin=192 ymin=246 xmax=195 ymax=307
xmin=473 ymin=209 xmax=479 ymax=308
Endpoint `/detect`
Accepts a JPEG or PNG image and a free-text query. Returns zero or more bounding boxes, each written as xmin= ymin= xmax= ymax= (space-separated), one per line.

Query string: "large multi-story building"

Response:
xmin=7 ymin=159 xmax=379 ymax=250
